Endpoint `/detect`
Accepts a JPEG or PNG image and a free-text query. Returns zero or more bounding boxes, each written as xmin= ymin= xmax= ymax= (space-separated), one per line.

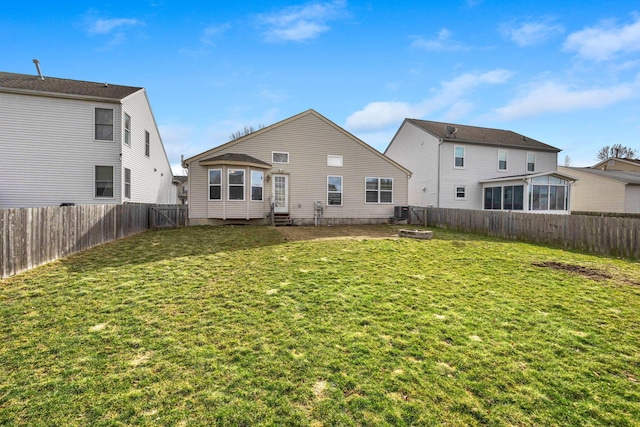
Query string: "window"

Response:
xmin=327 ymin=176 xmax=342 ymax=206
xmin=95 ymin=108 xmax=114 ymax=141
xmin=124 ymin=114 xmax=131 ymax=146
xmin=454 ymin=146 xmax=465 ymax=168
xmin=498 ymin=150 xmax=507 ymax=171
xmin=145 ymin=131 xmax=150 ymax=157
xmin=530 ymin=176 xmax=568 ymax=211
xmin=251 ymin=170 xmax=264 ymax=201
xmin=124 ymin=168 xmax=131 ymax=199
xmin=503 ymin=185 xmax=524 ymax=210
xmin=209 ymin=169 xmax=221 ymax=200
xmin=95 ymin=165 xmax=114 ymax=198
xmin=484 ymin=187 xmax=502 ymax=210
xmin=272 ymin=152 xmax=289 ymax=163
xmin=455 ymin=186 xmax=466 ymax=200
xmin=365 ymin=177 xmax=393 ymax=203
xmin=527 ymin=153 xmax=535 ymax=172
xmin=228 ymin=169 xmax=245 ymax=200
xmin=327 ymin=155 xmax=343 ymax=167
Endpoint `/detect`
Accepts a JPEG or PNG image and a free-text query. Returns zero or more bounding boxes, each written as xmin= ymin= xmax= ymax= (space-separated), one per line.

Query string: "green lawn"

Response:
xmin=1 ymin=225 xmax=639 ymax=426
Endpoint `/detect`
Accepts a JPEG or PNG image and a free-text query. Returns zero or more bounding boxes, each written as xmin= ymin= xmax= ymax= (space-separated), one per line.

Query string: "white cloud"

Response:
xmin=492 ymin=77 xmax=640 ymax=120
xmin=88 ymin=18 xmax=143 ymax=35
xmin=201 ymin=23 xmax=231 ymax=46
xmin=410 ymin=28 xmax=468 ymax=52
xmin=564 ymin=14 xmax=640 ymax=61
xmin=256 ymin=0 xmax=347 ymax=42
xmin=501 ymin=18 xmax=564 ymax=46
xmin=345 ymin=69 xmax=513 ymax=131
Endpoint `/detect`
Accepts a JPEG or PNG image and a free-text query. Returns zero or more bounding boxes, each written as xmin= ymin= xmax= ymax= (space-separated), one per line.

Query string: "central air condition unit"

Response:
xmin=394 ymin=206 xmax=409 ymax=219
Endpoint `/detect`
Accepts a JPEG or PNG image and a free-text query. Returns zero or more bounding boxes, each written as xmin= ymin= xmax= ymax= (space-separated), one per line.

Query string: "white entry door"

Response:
xmin=272 ymin=174 xmax=289 ymax=214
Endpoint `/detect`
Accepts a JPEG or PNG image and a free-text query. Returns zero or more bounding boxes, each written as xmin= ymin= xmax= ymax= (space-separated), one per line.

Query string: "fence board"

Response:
xmin=0 ymin=203 xmax=182 ymax=279
xmin=415 ymin=207 xmax=639 ymax=259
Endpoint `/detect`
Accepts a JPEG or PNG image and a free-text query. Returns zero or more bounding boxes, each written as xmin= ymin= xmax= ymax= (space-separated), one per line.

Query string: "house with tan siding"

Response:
xmin=183 ymin=110 xmax=411 ymax=225
xmin=591 ymin=157 xmax=640 ymax=172
xmin=0 ymin=70 xmax=175 ymax=208
xmin=558 ymin=166 xmax=640 ymax=213
xmin=385 ymin=119 xmax=575 ymax=214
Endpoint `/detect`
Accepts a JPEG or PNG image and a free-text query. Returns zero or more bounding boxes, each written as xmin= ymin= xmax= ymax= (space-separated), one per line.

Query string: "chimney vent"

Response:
xmin=32 ymin=59 xmax=44 ymax=80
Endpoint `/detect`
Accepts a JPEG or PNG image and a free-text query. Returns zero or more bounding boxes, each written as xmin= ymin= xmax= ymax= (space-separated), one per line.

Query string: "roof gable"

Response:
xmin=560 ymin=167 xmax=640 ymax=185
xmin=397 ymin=119 xmax=560 ymax=152
xmin=591 ymin=157 xmax=640 ymax=169
xmin=184 ymin=109 xmax=411 ymax=175
xmin=0 ymin=71 xmax=142 ymax=101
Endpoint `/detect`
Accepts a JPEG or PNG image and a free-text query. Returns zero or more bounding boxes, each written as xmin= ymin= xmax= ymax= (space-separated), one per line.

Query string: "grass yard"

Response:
xmin=1 ymin=225 xmax=639 ymax=426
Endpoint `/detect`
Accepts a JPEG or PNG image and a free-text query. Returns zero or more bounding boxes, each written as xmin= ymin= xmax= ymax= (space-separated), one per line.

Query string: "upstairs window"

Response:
xmin=124 ymin=114 xmax=131 ymax=146
xmin=527 ymin=153 xmax=536 ymax=172
xmin=365 ymin=177 xmax=393 ymax=203
xmin=272 ymin=152 xmax=289 ymax=163
xmin=145 ymin=131 xmax=150 ymax=157
xmin=209 ymin=169 xmax=221 ymax=200
xmin=95 ymin=108 xmax=114 ymax=141
xmin=95 ymin=165 xmax=114 ymax=198
xmin=454 ymin=146 xmax=465 ymax=168
xmin=327 ymin=176 xmax=343 ymax=206
xmin=228 ymin=169 xmax=245 ymax=200
xmin=498 ymin=150 xmax=507 ymax=171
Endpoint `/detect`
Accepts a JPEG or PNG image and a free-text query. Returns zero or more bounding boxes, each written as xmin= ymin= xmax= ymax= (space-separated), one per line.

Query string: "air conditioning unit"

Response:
xmin=394 ymin=206 xmax=409 ymax=219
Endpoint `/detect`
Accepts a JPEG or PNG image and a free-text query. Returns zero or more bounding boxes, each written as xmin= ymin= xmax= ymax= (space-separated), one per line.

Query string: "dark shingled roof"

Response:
xmin=0 ymin=71 xmax=142 ymax=100
xmin=407 ymin=119 xmax=560 ymax=152
xmin=199 ymin=153 xmax=271 ymax=167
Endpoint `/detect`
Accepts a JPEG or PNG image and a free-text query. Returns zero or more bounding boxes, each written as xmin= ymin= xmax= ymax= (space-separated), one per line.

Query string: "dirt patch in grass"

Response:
xmin=275 ymin=225 xmax=400 ymax=242
xmin=533 ymin=261 xmax=613 ymax=281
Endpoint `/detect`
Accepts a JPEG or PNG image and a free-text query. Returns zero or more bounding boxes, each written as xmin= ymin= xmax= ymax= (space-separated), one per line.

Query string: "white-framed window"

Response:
xmin=530 ymin=176 xmax=568 ymax=211
xmin=484 ymin=185 xmax=524 ymax=210
xmin=208 ymin=169 xmax=222 ymax=201
xmin=498 ymin=149 xmax=507 ymax=171
xmin=272 ymin=151 xmax=289 ymax=164
xmin=95 ymin=108 xmax=114 ymax=141
xmin=251 ymin=170 xmax=264 ymax=201
xmin=124 ymin=168 xmax=131 ymax=199
xmin=527 ymin=153 xmax=535 ymax=172
xmin=95 ymin=165 xmax=114 ymax=198
xmin=327 ymin=155 xmax=343 ymax=167
xmin=454 ymin=146 xmax=465 ymax=168
xmin=327 ymin=175 xmax=343 ymax=206
xmin=228 ymin=169 xmax=245 ymax=201
xmin=455 ymin=185 xmax=466 ymax=200
xmin=124 ymin=114 xmax=131 ymax=146
xmin=145 ymin=131 xmax=150 ymax=157
xmin=365 ymin=177 xmax=393 ymax=203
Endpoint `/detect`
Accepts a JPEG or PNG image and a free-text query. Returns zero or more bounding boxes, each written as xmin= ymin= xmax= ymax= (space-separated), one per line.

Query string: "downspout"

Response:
xmin=437 ymin=139 xmax=443 ymax=208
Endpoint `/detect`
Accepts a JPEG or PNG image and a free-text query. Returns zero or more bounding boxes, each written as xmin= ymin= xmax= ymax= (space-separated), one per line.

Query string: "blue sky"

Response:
xmin=2 ymin=1 xmax=639 ymax=174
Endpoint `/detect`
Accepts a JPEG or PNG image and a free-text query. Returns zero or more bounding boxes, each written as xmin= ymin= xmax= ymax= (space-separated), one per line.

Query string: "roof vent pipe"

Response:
xmin=33 ymin=59 xmax=44 ymax=80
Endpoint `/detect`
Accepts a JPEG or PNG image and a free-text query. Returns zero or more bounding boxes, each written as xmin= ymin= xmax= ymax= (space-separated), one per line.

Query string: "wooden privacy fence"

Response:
xmin=1 ymin=203 xmax=184 ymax=279
xmin=413 ymin=207 xmax=640 ymax=259
xmin=150 ymin=205 xmax=188 ymax=229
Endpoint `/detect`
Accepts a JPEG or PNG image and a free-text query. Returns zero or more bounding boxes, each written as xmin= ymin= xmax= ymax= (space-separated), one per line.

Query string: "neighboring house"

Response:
xmin=173 ymin=175 xmax=188 ymax=205
xmin=591 ymin=157 xmax=640 ymax=172
xmin=0 ymin=70 xmax=175 ymax=208
xmin=385 ymin=119 xmax=575 ymax=214
xmin=558 ymin=166 xmax=640 ymax=213
xmin=183 ymin=109 xmax=411 ymax=225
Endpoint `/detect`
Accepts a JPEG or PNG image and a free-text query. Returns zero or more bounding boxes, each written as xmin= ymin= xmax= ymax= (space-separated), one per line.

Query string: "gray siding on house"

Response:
xmin=0 ymin=92 xmax=122 ymax=207
xmin=0 ymin=87 xmax=175 ymax=208
xmin=121 ymin=91 xmax=175 ymax=204
xmin=386 ymin=120 xmax=559 ymax=210
xmin=187 ymin=111 xmax=409 ymax=224
xmin=624 ymin=186 xmax=640 ymax=213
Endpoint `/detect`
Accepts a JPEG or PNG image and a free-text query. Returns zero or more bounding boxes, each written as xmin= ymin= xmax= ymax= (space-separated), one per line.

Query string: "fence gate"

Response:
xmin=149 ymin=205 xmax=188 ymax=229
